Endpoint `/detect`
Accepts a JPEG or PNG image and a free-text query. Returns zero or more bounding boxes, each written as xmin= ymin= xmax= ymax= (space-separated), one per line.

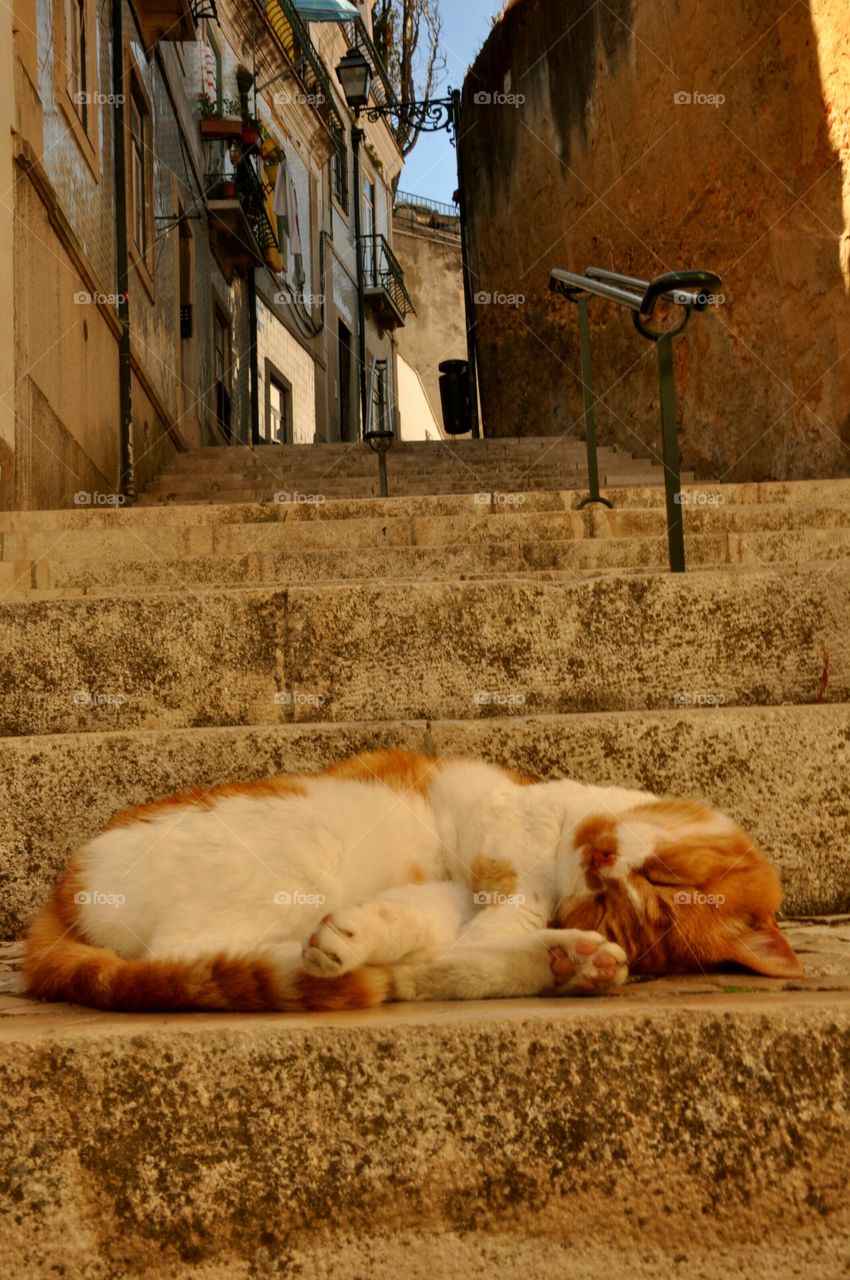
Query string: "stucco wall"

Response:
xmin=462 ymin=0 xmax=850 ymax=481
xmin=394 ymin=222 xmax=465 ymax=439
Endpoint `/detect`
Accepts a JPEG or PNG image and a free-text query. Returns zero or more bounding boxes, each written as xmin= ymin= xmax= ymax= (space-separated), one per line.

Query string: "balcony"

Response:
xmin=362 ymin=234 xmax=415 ymax=331
xmin=255 ymin=0 xmax=345 ymax=151
xmin=134 ymin=0 xmax=216 ymax=49
xmin=205 ymin=158 xmax=279 ymax=280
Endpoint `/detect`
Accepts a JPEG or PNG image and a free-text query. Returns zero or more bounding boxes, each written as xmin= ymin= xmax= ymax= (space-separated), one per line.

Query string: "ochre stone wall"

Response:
xmin=394 ymin=221 xmax=466 ymax=437
xmin=462 ymin=0 xmax=850 ymax=480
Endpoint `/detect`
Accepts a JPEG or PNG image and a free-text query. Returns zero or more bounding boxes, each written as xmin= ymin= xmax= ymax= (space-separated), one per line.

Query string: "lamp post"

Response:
xmin=336 ymin=46 xmax=481 ymax=447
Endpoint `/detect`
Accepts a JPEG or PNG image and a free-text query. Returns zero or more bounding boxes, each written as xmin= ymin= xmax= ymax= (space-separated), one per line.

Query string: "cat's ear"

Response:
xmin=726 ymin=918 xmax=803 ymax=978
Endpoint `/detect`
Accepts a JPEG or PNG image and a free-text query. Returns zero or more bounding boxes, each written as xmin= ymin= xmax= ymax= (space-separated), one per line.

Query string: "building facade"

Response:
xmin=3 ymin=0 xmax=411 ymax=509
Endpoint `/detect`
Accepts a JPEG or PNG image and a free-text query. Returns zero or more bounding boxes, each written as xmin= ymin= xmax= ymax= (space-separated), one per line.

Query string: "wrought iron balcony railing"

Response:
xmin=256 ymin=0 xmax=345 ymax=141
xmin=361 ymin=233 xmax=414 ymax=328
xmin=205 ymin=154 xmax=279 ymax=270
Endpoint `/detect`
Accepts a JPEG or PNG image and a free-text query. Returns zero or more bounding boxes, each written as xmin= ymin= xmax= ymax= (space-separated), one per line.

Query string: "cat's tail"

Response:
xmin=23 ymin=869 xmax=392 ymax=1014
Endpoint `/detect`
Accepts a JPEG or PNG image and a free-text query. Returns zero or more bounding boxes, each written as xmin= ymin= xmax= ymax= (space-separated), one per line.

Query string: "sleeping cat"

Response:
xmin=23 ymin=749 xmax=802 ymax=1012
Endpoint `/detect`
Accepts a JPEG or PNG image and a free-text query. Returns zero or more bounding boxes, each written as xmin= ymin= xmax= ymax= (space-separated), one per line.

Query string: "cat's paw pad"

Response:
xmin=549 ymin=932 xmax=628 ymax=994
xmin=301 ymin=908 xmax=372 ymax=977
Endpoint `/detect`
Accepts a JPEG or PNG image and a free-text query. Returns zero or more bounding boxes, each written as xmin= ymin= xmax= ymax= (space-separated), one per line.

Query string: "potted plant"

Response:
xmin=198 ymin=93 xmax=243 ymax=143
xmin=207 ymin=174 xmax=237 ymax=200
xmin=241 ymin=116 xmax=261 ymax=153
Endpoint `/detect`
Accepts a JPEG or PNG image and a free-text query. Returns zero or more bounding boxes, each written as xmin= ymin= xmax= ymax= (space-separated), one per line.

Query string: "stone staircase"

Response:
xmin=139 ymin=436 xmax=693 ymax=504
xmin=1 ymin=441 xmax=849 ymax=1277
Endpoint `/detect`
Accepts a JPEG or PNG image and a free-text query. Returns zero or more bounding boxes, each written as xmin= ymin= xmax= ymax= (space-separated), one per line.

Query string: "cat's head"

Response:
xmin=556 ymin=799 xmax=802 ymax=978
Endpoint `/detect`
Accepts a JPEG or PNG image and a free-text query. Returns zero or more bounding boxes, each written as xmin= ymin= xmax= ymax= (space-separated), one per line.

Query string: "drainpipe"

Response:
xmin=248 ymin=270 xmax=260 ymax=445
xmin=352 ymin=120 xmax=368 ymax=439
xmin=111 ymin=0 xmax=134 ymax=496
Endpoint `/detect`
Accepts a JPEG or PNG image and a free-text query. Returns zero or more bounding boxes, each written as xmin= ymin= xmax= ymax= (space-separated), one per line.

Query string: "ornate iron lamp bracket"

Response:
xmin=362 ymin=96 xmax=457 ymax=145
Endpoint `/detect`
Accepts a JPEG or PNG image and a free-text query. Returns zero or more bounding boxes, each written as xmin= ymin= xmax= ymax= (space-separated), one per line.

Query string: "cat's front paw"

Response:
xmin=546 ymin=930 xmax=628 ymax=994
xmin=301 ymin=903 xmax=395 ymax=977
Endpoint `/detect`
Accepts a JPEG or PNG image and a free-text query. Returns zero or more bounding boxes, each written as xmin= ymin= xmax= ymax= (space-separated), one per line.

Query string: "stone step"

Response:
xmin=0 ymin=571 xmax=845 ymax=736
xmin=2 ymin=705 xmax=848 ymax=937
xmin=1 ymin=971 xmax=847 ymax=1278
xmin=8 ymin=479 xmax=850 ymax=534
xmin=4 ymin=500 xmax=850 ymax=563
xmin=140 ymin=475 xmax=679 ymax=505
xmin=165 ymin=438 xmax=640 ymax=463
xmin=4 ymin=528 xmax=850 ymax=597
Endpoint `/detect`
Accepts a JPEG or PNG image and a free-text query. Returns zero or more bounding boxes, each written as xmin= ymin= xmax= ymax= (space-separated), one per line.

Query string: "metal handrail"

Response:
xmin=394 ymin=190 xmax=461 ymax=237
xmin=395 ymin=190 xmax=458 ymax=218
xmin=550 ymin=265 xmax=722 ymax=572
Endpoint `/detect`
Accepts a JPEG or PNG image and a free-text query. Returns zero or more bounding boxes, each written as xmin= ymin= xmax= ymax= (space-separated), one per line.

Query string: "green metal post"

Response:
xmin=378 ymin=444 xmax=388 ymax=497
xmin=656 ymin=333 xmax=686 ymax=573
xmin=575 ymin=296 xmax=612 ymax=511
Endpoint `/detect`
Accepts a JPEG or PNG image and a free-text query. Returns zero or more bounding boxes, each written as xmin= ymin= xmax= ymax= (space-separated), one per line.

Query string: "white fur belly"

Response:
xmin=75 ymin=779 xmax=446 ymax=959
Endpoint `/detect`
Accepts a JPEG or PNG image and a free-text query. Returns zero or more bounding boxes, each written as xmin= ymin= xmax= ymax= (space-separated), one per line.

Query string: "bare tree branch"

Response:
xmin=371 ymin=0 xmax=446 ymax=158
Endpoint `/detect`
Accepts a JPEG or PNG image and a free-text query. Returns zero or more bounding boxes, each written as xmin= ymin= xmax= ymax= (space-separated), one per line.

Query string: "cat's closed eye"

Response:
xmin=642 ymin=863 xmax=688 ymax=887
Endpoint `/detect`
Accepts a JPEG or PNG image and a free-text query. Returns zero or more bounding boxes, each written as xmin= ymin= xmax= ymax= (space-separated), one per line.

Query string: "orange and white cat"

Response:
xmin=24 ymin=749 xmax=801 ymax=1012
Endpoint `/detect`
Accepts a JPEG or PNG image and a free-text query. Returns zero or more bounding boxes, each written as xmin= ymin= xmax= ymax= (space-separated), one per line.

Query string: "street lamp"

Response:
xmin=336 ymin=47 xmax=481 ymax=454
xmin=336 ymin=46 xmax=372 ymax=110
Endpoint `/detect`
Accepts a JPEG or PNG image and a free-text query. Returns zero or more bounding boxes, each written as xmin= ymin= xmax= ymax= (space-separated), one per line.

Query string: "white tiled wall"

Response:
xmin=257 ymin=299 xmax=316 ymax=443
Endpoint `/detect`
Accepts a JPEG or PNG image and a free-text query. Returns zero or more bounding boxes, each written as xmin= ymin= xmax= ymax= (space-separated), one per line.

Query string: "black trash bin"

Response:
xmin=438 ymin=359 xmax=471 ymax=436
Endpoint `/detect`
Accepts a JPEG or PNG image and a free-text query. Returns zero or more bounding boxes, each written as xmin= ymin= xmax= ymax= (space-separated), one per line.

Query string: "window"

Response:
xmin=332 ymin=129 xmax=348 ymax=213
xmin=202 ymin=23 xmax=222 ymax=113
xmin=129 ymin=86 xmax=150 ymax=262
xmin=65 ymin=0 xmax=87 ymax=127
xmin=266 ymin=374 xmax=292 ymax=444
xmin=54 ymin=0 xmax=98 ymax=171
